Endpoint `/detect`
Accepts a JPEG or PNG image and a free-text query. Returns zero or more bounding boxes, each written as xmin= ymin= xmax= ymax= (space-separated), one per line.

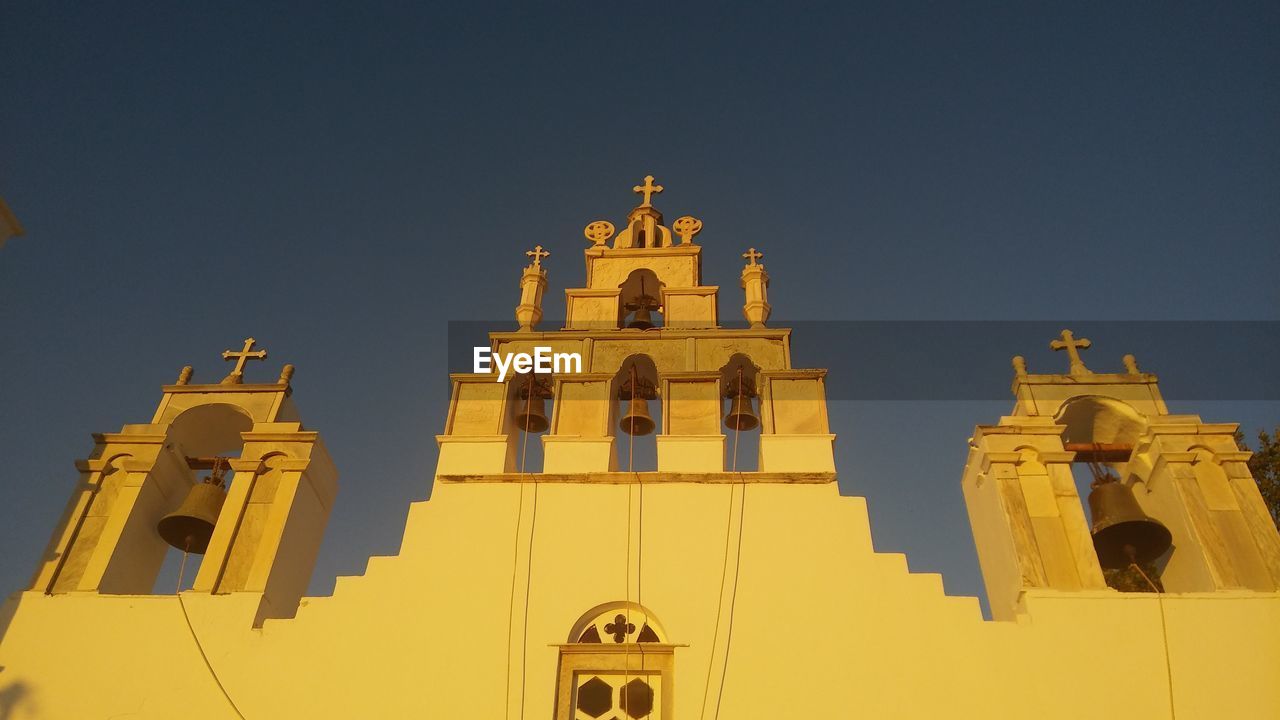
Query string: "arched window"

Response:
xmin=555 ymin=602 xmax=674 ymax=719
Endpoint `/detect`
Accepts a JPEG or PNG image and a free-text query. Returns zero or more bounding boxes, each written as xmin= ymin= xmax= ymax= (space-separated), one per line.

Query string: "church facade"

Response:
xmin=0 ymin=178 xmax=1277 ymax=718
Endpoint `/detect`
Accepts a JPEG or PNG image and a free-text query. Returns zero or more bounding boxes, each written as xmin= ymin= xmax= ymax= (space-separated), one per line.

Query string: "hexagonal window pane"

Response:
xmin=620 ymin=678 xmax=654 ymax=718
xmin=577 ymin=676 xmax=613 ymax=718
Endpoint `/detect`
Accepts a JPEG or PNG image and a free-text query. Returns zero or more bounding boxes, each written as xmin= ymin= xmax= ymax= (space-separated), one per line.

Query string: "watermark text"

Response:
xmin=474 ymin=346 xmax=582 ymax=382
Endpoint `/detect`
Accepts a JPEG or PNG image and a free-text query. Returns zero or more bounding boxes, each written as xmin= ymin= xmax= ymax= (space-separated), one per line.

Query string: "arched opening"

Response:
xmin=1053 ymin=397 xmax=1170 ymax=592
xmin=508 ymin=372 xmax=554 ymax=473
xmin=1057 ymin=395 xmax=1147 ymax=450
xmin=167 ymin=402 xmax=254 ymax=458
xmin=618 ymin=269 xmax=665 ymax=330
xmin=720 ymin=354 xmax=762 ymax=472
xmin=153 ymin=403 xmax=255 ymax=594
xmin=567 ymin=601 xmax=667 ymax=644
xmin=612 ymin=355 xmax=660 ymax=472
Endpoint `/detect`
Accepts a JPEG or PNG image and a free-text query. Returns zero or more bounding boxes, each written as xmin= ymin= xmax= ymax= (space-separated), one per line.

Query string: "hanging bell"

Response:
xmin=724 ymin=394 xmax=759 ymax=431
xmin=513 ymin=392 xmax=549 ymax=433
xmin=627 ymin=305 xmax=655 ymax=330
xmin=1087 ymin=478 xmax=1173 ymax=569
xmin=157 ymin=478 xmax=227 ymax=554
xmin=619 ymin=394 xmax=655 ymax=436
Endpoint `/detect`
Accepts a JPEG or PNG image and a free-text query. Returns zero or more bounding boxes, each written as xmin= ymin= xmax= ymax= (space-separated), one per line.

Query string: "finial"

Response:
xmin=1012 ymin=355 xmax=1027 ymax=378
xmin=525 ymin=245 xmax=550 ymax=268
xmin=220 ymin=338 xmax=268 ymax=385
xmin=632 ymin=175 xmax=663 ymax=208
xmin=1122 ymin=354 xmax=1140 ymax=375
xmin=584 ymin=220 xmax=614 ymax=246
xmin=278 ymin=364 xmax=295 ymax=385
xmin=1049 ymin=329 xmax=1092 ymax=376
xmin=742 ymin=247 xmax=763 ymax=266
xmin=672 ymin=216 xmax=703 ymax=244
xmin=176 ymin=365 xmax=193 ymax=385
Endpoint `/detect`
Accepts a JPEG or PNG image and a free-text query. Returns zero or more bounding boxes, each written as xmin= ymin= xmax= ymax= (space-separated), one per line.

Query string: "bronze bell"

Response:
xmin=724 ymin=394 xmax=759 ymax=432
xmin=626 ymin=305 xmax=655 ymax=330
xmin=157 ymin=478 xmax=227 ymax=554
xmin=1088 ymin=478 xmax=1173 ymax=569
xmin=619 ymin=394 xmax=655 ymax=436
xmin=513 ymin=393 xmax=549 ymax=433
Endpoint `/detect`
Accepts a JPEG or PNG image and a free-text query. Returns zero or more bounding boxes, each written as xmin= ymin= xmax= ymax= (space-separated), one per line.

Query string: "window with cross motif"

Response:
xmin=554 ymin=603 xmax=676 ymax=720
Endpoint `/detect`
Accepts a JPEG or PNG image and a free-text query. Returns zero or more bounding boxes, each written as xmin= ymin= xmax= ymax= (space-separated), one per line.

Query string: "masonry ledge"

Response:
xmin=436 ymin=471 xmax=836 ymax=484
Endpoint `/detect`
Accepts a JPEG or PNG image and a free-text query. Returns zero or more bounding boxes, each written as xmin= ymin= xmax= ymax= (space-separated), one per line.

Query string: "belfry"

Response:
xmin=0 ymin=178 xmax=1277 ymax=719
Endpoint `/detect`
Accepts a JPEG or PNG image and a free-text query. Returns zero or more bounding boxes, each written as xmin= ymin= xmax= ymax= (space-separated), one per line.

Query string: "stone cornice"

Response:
xmin=437 ymin=471 xmax=836 ymax=485
xmin=161 ymin=383 xmax=288 ymax=394
xmin=488 ymin=327 xmax=792 ymax=342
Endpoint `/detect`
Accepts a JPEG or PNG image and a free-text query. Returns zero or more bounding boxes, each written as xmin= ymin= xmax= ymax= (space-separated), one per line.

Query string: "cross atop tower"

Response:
xmin=742 ymin=247 xmax=763 ymax=266
xmin=632 ymin=175 xmax=663 ymax=207
xmin=1049 ymin=329 xmax=1092 ymax=376
xmin=221 ymin=337 xmax=268 ymax=384
xmin=526 ymin=244 xmax=550 ymax=268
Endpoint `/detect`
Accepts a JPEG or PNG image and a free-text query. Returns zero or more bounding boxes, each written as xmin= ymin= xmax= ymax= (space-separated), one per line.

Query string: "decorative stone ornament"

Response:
xmin=672 ymin=216 xmax=702 ymax=244
xmin=516 ymin=245 xmax=550 ymax=332
xmin=740 ymin=247 xmax=770 ymax=328
xmin=584 ymin=220 xmax=615 ymax=246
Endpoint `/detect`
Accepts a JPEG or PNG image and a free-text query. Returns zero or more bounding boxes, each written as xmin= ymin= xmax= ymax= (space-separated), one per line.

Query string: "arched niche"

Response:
xmin=719 ymin=354 xmax=762 ymax=470
xmin=718 ymin=353 xmax=761 ymax=398
xmin=611 ymin=354 xmax=661 ymax=470
xmin=505 ymin=372 xmax=556 ymax=432
xmin=504 ymin=372 xmax=555 ymax=473
xmin=166 ymin=403 xmax=255 ymax=458
xmin=1054 ymin=395 xmax=1147 ymax=447
xmin=618 ymin=268 xmax=665 ymax=329
xmin=609 ymin=355 xmax=661 ymax=418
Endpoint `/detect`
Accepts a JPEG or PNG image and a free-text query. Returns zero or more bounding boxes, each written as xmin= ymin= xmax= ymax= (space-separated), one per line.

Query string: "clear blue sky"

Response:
xmin=2 ymin=2 xmax=1277 ymax=613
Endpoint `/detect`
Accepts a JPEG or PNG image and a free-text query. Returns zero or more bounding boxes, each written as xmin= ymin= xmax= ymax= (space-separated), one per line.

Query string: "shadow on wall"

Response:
xmin=0 ymin=678 xmax=36 ymax=720
xmin=0 ymin=595 xmax=21 ymax=654
xmin=0 ymin=596 xmax=38 ymax=719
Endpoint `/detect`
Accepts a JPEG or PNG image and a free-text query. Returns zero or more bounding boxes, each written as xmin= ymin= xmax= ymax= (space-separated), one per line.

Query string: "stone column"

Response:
xmin=193 ymin=423 xmax=337 ymax=624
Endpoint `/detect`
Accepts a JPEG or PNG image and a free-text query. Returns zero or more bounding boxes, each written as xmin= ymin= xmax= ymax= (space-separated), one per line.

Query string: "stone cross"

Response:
xmin=526 ymin=245 xmax=550 ymax=268
xmin=742 ymin=247 xmax=763 ymax=266
xmin=221 ymin=337 xmax=268 ymax=384
xmin=632 ymin=175 xmax=663 ymax=207
xmin=1049 ymin=329 xmax=1092 ymax=375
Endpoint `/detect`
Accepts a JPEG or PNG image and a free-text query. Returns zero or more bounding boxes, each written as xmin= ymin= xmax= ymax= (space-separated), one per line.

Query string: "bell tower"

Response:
xmin=962 ymin=331 xmax=1280 ymax=620
xmin=437 ymin=175 xmax=836 ymax=478
xmin=433 ymin=176 xmax=838 ymax=718
xmin=31 ymin=339 xmax=337 ymax=625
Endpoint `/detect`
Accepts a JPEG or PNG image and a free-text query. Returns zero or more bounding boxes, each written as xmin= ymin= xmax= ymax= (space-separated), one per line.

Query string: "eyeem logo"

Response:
xmin=474 ymin=346 xmax=583 ymax=382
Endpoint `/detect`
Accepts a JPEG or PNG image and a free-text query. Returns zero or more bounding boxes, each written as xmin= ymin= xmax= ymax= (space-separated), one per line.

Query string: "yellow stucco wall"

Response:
xmin=1 ymin=478 xmax=1276 ymax=719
